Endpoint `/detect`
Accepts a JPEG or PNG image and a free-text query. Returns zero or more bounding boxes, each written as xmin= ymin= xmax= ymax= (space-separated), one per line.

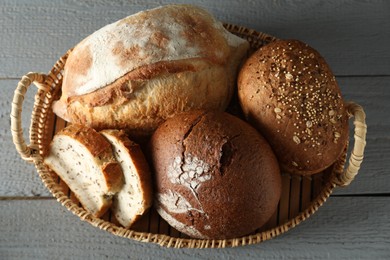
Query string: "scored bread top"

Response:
xmin=62 ymin=4 xmax=247 ymax=99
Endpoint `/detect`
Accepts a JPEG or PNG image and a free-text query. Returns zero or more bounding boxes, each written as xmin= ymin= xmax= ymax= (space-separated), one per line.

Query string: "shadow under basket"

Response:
xmin=11 ymin=24 xmax=367 ymax=248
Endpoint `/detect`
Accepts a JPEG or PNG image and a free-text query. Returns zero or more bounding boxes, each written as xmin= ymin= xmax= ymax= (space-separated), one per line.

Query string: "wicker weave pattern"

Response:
xmin=10 ymin=25 xmax=366 ymax=248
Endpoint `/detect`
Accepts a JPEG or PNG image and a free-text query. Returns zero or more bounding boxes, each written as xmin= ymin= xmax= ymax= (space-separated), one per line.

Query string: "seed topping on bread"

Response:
xmin=238 ymin=39 xmax=349 ymax=174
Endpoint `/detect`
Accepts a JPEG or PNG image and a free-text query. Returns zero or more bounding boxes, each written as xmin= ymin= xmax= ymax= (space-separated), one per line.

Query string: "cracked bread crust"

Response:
xmin=149 ymin=110 xmax=281 ymax=239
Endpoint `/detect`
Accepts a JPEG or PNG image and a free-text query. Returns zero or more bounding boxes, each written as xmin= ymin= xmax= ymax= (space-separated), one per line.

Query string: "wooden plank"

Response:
xmin=0 ymin=197 xmax=389 ymax=258
xmin=0 ymin=79 xmax=52 ymax=197
xmin=289 ymin=175 xmax=301 ymax=219
xmin=0 ymin=0 xmax=389 ymax=78
xmin=338 ymin=76 xmax=390 ymax=139
xmin=131 ymin=210 xmax=151 ymax=233
xmin=1 ymin=1 xmax=388 ymax=258
xmin=1 ymin=76 xmax=389 ymax=197
xmin=278 ymin=174 xmax=291 ymax=225
xmin=333 ymin=76 xmax=390 ymax=195
xmin=300 ymin=176 xmax=312 ymax=210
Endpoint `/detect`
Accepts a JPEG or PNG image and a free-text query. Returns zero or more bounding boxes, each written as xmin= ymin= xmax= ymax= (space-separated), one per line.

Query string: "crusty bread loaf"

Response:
xmin=238 ymin=39 xmax=349 ymax=175
xmin=100 ymin=130 xmax=152 ymax=228
xmin=149 ymin=110 xmax=281 ymax=239
xmin=43 ymin=124 xmax=124 ymax=217
xmin=53 ymin=4 xmax=249 ymax=137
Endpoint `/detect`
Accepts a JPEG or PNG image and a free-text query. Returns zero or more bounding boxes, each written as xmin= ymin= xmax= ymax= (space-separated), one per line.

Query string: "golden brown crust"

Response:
xmin=52 ymin=4 xmax=249 ymax=136
xmin=99 ymin=129 xmax=153 ymax=227
xmin=44 ymin=124 xmax=124 ymax=217
xmin=58 ymin=124 xmax=112 ymax=156
xmin=101 ymin=129 xmax=153 ymax=212
xmin=58 ymin=124 xmax=124 ymax=192
xmin=149 ymin=110 xmax=281 ymax=239
xmin=114 ymin=130 xmax=153 ymax=202
xmin=101 ymin=162 xmax=125 ymax=193
xmin=68 ymin=59 xmax=198 ymax=107
xmin=238 ymin=39 xmax=349 ymax=175
xmin=63 ymin=59 xmax=235 ymax=138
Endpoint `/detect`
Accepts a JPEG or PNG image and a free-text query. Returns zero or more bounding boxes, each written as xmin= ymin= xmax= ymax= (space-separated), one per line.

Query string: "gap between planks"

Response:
xmin=2 ymin=193 xmax=389 ymax=201
xmin=2 ymin=75 xmax=390 ymax=81
xmin=0 ymin=196 xmax=55 ymax=201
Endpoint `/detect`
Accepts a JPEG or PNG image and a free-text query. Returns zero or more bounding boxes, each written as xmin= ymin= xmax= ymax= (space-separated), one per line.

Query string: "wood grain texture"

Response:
xmin=0 ymin=198 xmax=389 ymax=259
xmin=1 ymin=1 xmax=388 ymax=258
xmin=333 ymin=76 xmax=390 ymax=195
xmin=0 ymin=0 xmax=389 ymax=78
xmin=0 ymin=79 xmax=51 ymax=197
xmin=1 ymin=76 xmax=388 ymax=197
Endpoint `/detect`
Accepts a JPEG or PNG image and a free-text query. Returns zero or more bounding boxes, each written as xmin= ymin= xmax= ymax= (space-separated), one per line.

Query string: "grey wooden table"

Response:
xmin=1 ymin=0 xmax=389 ymax=259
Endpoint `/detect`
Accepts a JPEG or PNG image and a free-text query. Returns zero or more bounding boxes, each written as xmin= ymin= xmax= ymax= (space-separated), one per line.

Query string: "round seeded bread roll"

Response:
xmin=238 ymin=39 xmax=349 ymax=175
xmin=149 ymin=110 xmax=281 ymax=239
xmin=52 ymin=4 xmax=249 ymax=137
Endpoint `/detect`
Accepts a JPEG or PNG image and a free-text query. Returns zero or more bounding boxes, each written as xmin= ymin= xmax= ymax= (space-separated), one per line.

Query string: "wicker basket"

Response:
xmin=11 ymin=24 xmax=367 ymax=248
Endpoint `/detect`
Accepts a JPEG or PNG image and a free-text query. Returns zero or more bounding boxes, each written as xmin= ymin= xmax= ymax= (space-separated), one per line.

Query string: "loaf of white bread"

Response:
xmin=44 ymin=125 xmax=152 ymax=227
xmin=53 ymin=4 xmax=249 ymax=137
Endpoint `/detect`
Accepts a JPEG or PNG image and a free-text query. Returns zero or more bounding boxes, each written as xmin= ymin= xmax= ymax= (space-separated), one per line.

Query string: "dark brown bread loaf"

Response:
xmin=149 ymin=110 xmax=281 ymax=239
xmin=238 ymin=39 xmax=349 ymax=175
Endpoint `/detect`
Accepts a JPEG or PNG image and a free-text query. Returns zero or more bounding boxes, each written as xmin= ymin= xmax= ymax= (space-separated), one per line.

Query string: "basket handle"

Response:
xmin=335 ymin=102 xmax=367 ymax=187
xmin=11 ymin=72 xmax=49 ymax=163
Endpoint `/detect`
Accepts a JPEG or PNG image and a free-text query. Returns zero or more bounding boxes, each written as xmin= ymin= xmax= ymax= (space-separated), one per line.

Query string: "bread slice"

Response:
xmin=43 ymin=124 xmax=124 ymax=217
xmin=100 ymin=129 xmax=152 ymax=228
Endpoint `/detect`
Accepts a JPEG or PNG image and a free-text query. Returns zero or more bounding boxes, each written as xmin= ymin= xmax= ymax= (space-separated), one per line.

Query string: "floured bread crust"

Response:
xmin=53 ymin=4 xmax=249 ymax=135
xmin=149 ymin=110 xmax=281 ymax=239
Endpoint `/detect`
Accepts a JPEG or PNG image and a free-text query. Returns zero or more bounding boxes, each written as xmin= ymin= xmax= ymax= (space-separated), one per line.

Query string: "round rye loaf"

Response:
xmin=149 ymin=110 xmax=281 ymax=239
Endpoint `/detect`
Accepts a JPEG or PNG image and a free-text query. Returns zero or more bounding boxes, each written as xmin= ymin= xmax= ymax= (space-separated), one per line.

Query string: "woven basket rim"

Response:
xmin=10 ymin=23 xmax=367 ymax=248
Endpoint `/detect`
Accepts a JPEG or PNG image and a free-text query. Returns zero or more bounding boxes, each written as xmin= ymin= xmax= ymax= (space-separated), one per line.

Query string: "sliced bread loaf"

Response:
xmin=100 ymin=129 xmax=152 ymax=228
xmin=43 ymin=124 xmax=124 ymax=217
